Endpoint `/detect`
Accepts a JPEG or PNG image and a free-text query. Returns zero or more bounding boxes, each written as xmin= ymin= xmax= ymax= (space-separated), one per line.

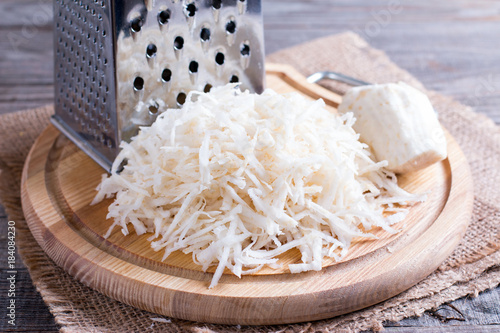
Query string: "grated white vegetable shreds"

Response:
xmin=92 ymin=84 xmax=425 ymax=288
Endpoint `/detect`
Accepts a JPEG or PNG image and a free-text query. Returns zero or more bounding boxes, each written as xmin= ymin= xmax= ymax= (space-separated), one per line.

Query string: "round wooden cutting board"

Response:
xmin=21 ymin=64 xmax=473 ymax=325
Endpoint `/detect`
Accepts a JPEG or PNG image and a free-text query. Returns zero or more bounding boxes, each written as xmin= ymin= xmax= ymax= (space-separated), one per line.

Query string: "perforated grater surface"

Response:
xmin=52 ymin=0 xmax=265 ymax=170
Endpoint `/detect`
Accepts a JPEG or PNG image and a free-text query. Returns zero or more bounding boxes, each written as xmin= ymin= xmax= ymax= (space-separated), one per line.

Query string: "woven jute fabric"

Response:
xmin=1 ymin=32 xmax=499 ymax=332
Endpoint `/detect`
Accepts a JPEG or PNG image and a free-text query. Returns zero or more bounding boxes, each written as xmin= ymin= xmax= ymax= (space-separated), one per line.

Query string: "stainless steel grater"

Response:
xmin=52 ymin=0 xmax=265 ymax=170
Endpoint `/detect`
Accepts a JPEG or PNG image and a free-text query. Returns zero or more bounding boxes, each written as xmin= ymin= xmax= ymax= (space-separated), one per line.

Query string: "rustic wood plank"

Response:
xmin=387 ymin=288 xmax=500 ymax=327
xmin=385 ymin=325 xmax=500 ymax=333
xmin=0 ymin=85 xmax=54 ymax=114
xmin=0 ymin=0 xmax=53 ymax=29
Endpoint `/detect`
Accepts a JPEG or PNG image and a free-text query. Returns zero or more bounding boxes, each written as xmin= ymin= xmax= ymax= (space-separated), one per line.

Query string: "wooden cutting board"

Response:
xmin=21 ymin=63 xmax=473 ymax=325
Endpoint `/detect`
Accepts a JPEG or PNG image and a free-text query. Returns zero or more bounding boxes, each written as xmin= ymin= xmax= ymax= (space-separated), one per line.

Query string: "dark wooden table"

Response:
xmin=1 ymin=0 xmax=499 ymax=331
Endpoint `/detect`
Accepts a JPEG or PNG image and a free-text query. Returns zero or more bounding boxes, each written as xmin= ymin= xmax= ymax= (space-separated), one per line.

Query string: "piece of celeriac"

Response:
xmin=338 ymin=82 xmax=447 ymax=174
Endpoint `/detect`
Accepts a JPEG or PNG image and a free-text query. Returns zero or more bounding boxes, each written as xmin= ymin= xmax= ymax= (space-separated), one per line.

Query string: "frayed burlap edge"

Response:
xmin=0 ymin=32 xmax=499 ymax=332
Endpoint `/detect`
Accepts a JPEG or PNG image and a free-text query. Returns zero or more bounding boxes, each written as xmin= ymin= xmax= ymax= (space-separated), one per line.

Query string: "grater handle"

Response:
xmin=307 ymin=71 xmax=439 ymax=115
xmin=306 ymin=71 xmax=371 ymax=87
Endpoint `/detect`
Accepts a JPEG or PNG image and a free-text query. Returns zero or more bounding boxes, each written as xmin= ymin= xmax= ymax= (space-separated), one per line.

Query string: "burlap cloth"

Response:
xmin=1 ymin=32 xmax=499 ymax=332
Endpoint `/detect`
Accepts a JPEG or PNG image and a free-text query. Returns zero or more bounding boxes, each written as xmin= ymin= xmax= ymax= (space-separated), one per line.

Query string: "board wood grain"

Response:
xmin=20 ymin=64 xmax=474 ymax=325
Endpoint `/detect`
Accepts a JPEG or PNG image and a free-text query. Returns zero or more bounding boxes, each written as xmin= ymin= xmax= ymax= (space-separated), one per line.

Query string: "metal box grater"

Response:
xmin=52 ymin=0 xmax=265 ymax=170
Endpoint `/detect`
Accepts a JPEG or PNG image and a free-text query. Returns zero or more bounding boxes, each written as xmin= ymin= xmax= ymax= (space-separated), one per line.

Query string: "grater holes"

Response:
xmin=115 ymin=158 xmax=128 ymax=174
xmin=149 ymin=104 xmax=159 ymax=115
xmin=176 ymin=92 xmax=187 ymax=106
xmin=146 ymin=44 xmax=157 ymax=58
xmin=158 ymin=9 xmax=171 ymax=25
xmin=189 ymin=61 xmax=199 ymax=74
xmin=230 ymin=75 xmax=239 ymax=83
xmin=215 ymin=52 xmax=225 ymax=65
xmin=212 ymin=0 xmax=222 ymax=10
xmin=185 ymin=3 xmax=196 ymax=17
xmin=240 ymin=43 xmax=250 ymax=56
xmin=161 ymin=68 xmax=172 ymax=82
xmin=200 ymin=27 xmax=211 ymax=42
xmin=174 ymin=36 xmax=184 ymax=50
xmin=226 ymin=20 xmax=236 ymax=34
xmin=134 ymin=77 xmax=145 ymax=91
xmin=130 ymin=17 xmax=142 ymax=33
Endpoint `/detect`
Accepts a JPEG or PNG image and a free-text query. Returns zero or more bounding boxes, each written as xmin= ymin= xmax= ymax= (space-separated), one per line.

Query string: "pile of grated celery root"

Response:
xmin=92 ymin=84 xmax=425 ymax=288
